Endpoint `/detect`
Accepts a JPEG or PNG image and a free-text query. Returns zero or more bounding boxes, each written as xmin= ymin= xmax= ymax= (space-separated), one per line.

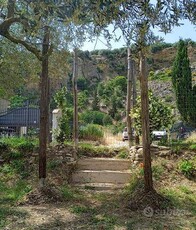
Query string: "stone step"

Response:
xmin=73 ymin=183 xmax=127 ymax=191
xmin=72 ymin=169 xmax=132 ymax=184
xmin=76 ymin=158 xmax=131 ymax=171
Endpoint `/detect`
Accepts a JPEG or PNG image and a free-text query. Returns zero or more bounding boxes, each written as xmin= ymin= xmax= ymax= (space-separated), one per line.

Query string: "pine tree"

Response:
xmin=172 ymin=40 xmax=195 ymax=126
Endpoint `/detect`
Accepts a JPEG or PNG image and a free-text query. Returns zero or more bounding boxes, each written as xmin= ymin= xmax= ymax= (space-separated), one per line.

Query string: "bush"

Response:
xmin=178 ymin=160 xmax=195 ymax=178
xmin=79 ymin=124 xmax=104 ymax=141
xmin=189 ymin=144 xmax=196 ymax=151
xmin=0 ymin=141 xmax=9 ymax=154
xmin=1 ymin=137 xmax=38 ymax=152
xmin=102 ymin=114 xmax=113 ymax=126
xmin=81 ymin=111 xmax=112 ymax=126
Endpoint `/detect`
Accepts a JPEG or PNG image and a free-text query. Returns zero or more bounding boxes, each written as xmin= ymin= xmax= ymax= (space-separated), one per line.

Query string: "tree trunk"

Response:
xmin=139 ymin=50 xmax=153 ymax=192
xmin=132 ymin=60 xmax=140 ymax=145
xmin=72 ymin=48 xmax=78 ymax=159
xmin=126 ymin=47 xmax=133 ymax=148
xmin=39 ymin=26 xmax=50 ymax=187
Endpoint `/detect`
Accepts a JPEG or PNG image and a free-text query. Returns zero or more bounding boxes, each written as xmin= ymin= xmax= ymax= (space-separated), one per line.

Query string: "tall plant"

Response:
xmin=172 ymin=40 xmax=196 ymax=126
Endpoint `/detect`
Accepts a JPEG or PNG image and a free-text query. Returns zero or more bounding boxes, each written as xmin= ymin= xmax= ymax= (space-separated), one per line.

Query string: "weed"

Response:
xmin=0 ymin=207 xmax=27 ymax=228
xmin=178 ymin=160 xmax=195 ymax=178
xmin=160 ymin=187 xmax=196 ymax=214
xmin=178 ymin=186 xmax=193 ymax=195
xmin=123 ymin=171 xmax=144 ymax=195
xmin=116 ymin=150 xmax=129 ymax=159
xmin=70 ymin=205 xmax=95 ymax=214
xmin=61 ymin=185 xmax=75 ymax=201
xmin=91 ymin=214 xmax=117 ymax=230
xmin=79 ymin=124 xmax=104 ymax=141
xmin=0 ymin=180 xmax=32 ymax=204
xmin=189 ymin=143 xmax=196 ymax=150
xmin=0 ymin=141 xmax=9 ymax=154
xmin=152 ymin=165 xmax=164 ymax=180
xmin=47 ymin=160 xmax=61 ymax=170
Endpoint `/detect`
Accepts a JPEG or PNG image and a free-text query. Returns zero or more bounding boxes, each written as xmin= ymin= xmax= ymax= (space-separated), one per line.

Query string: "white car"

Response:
xmin=122 ymin=130 xmax=128 ymax=141
xmin=152 ymin=130 xmax=167 ymax=140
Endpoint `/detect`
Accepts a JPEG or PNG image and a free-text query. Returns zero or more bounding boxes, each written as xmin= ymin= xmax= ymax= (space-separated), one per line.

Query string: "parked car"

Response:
xmin=122 ymin=127 xmax=128 ymax=141
xmin=152 ymin=130 xmax=167 ymax=140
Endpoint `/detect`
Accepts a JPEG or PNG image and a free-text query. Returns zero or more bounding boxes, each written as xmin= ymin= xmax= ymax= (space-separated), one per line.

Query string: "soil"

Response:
xmin=1 ymin=145 xmax=196 ymax=230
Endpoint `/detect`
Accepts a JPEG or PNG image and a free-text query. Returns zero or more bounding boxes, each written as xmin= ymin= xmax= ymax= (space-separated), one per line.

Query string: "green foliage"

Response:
xmin=47 ymin=160 xmax=61 ymax=170
xmin=0 ymin=180 xmax=31 ymax=204
xmin=78 ymin=90 xmax=89 ymax=109
xmin=178 ymin=160 xmax=195 ymax=178
xmin=172 ymin=39 xmax=196 ymax=126
xmin=97 ymin=76 xmax=127 ymax=118
xmin=80 ymin=111 xmax=112 ymax=126
xmin=152 ymin=165 xmax=164 ymax=180
xmin=79 ymin=124 xmax=104 ymax=141
xmin=102 ymin=114 xmax=113 ymax=126
xmin=189 ymin=144 xmax=196 ymax=150
xmin=54 ymin=87 xmax=73 ymax=143
xmin=61 ymin=185 xmax=76 ymax=201
xmin=0 ymin=159 xmax=30 ymax=179
xmin=116 ymin=150 xmax=129 ymax=159
xmin=77 ymin=77 xmax=89 ymax=91
xmin=131 ymin=91 xmax=174 ymax=136
xmin=0 ymin=137 xmax=37 ymax=153
xmin=9 ymin=95 xmax=27 ymax=108
xmin=0 ymin=141 xmax=9 ymax=154
xmin=70 ymin=205 xmax=95 ymax=214
xmin=149 ymin=68 xmax=172 ymax=81
xmin=151 ymin=42 xmax=173 ymax=53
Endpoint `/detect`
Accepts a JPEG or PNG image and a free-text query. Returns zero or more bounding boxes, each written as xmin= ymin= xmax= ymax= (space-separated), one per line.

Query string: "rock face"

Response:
xmin=129 ymin=145 xmax=171 ymax=165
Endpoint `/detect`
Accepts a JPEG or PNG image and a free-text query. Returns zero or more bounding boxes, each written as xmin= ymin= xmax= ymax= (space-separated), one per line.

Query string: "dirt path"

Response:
xmin=3 ymin=189 xmax=196 ymax=230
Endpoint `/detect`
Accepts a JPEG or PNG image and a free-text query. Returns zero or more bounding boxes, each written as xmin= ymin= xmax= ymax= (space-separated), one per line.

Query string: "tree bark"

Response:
xmin=126 ymin=47 xmax=133 ymax=148
xmin=132 ymin=60 xmax=140 ymax=145
xmin=39 ymin=26 xmax=50 ymax=187
xmin=139 ymin=49 xmax=153 ymax=192
xmin=72 ymin=48 xmax=78 ymax=159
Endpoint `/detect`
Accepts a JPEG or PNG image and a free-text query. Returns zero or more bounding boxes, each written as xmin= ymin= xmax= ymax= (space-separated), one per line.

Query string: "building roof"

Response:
xmin=0 ymin=107 xmax=40 ymax=127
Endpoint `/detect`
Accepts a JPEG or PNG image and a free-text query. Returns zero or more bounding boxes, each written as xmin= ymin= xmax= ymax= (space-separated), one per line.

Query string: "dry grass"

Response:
xmin=103 ymin=132 xmax=122 ymax=145
xmin=186 ymin=132 xmax=196 ymax=142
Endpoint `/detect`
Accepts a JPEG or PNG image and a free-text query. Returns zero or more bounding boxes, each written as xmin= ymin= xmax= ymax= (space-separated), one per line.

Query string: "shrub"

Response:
xmin=189 ymin=144 xmax=196 ymax=150
xmin=1 ymin=137 xmax=38 ymax=152
xmin=17 ymin=141 xmax=35 ymax=152
xmin=178 ymin=160 xmax=195 ymax=178
xmin=0 ymin=141 xmax=9 ymax=154
xmin=81 ymin=111 xmax=112 ymax=126
xmin=79 ymin=124 xmax=104 ymax=141
xmin=102 ymin=114 xmax=113 ymax=126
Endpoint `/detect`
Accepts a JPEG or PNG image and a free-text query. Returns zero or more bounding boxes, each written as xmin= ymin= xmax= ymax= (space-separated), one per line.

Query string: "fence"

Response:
xmin=0 ymin=100 xmax=40 ymax=138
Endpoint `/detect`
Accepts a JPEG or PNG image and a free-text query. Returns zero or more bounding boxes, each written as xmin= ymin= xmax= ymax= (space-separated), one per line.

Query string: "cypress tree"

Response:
xmin=172 ymin=40 xmax=195 ymax=126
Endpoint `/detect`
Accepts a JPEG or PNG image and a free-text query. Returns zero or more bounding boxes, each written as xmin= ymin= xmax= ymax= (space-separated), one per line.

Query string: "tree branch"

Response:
xmin=0 ymin=17 xmax=43 ymax=60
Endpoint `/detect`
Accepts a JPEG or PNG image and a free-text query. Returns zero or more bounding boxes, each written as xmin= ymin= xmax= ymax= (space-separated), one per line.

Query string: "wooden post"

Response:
xmin=39 ymin=26 xmax=50 ymax=188
xmin=126 ymin=47 xmax=133 ymax=148
xmin=72 ymin=48 xmax=78 ymax=159
xmin=139 ymin=49 xmax=153 ymax=191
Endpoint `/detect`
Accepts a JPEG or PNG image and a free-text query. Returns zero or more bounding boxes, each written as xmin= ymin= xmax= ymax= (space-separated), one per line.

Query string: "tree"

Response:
xmin=90 ymin=1 xmax=196 ymax=205
xmin=131 ymin=91 xmax=174 ymax=136
xmin=97 ymin=76 xmax=127 ymax=118
xmin=172 ymin=39 xmax=196 ymax=126
xmin=0 ymin=0 xmax=88 ymax=187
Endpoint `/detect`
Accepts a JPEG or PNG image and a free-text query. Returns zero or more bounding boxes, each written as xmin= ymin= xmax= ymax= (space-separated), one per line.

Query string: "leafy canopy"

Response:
xmin=131 ymin=91 xmax=174 ymax=135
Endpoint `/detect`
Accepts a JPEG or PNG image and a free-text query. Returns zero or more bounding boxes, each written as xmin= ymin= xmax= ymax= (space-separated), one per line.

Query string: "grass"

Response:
xmin=0 ymin=136 xmax=195 ymax=229
xmin=160 ymin=186 xmax=196 ymax=215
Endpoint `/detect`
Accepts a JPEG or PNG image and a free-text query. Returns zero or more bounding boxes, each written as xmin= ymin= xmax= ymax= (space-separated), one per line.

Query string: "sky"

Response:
xmin=81 ymin=20 xmax=196 ymax=51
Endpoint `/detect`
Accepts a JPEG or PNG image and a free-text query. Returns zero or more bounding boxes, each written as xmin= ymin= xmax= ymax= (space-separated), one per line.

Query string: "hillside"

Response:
xmin=78 ymin=42 xmax=196 ymax=83
xmin=76 ymin=42 xmax=196 ymax=118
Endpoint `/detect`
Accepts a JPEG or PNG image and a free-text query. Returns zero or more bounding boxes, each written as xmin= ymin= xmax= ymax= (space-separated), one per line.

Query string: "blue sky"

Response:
xmin=82 ymin=20 xmax=196 ymax=51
